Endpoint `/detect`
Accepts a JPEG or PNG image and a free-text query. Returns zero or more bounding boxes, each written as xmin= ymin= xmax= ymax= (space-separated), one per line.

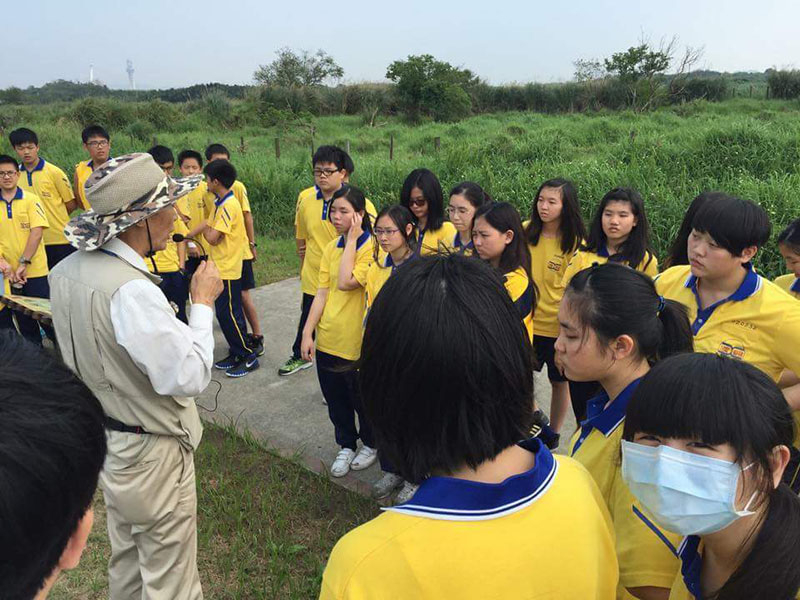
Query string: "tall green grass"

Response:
xmin=2 ymin=98 xmax=798 ymax=277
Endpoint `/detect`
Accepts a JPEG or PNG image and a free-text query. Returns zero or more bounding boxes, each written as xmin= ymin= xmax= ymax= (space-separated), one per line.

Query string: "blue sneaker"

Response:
xmin=226 ymin=357 xmax=260 ymax=378
xmin=214 ymin=355 xmax=239 ymax=370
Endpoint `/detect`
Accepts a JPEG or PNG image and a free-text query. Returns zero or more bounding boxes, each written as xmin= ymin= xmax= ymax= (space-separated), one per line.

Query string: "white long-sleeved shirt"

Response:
xmin=105 ymin=238 xmax=214 ymax=397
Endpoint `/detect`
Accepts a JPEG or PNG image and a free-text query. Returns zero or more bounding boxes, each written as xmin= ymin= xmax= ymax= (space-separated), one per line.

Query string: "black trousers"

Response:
xmin=291 ymin=293 xmax=315 ymax=360
xmin=214 ymin=279 xmax=254 ymax=360
xmin=316 ymin=350 xmax=374 ymax=451
xmin=158 ymin=271 xmax=189 ymax=324
xmin=45 ymin=244 xmax=76 ymax=270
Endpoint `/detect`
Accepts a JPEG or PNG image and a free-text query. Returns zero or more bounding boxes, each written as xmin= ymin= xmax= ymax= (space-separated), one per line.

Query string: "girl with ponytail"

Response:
xmin=555 ymin=262 xmax=694 ymax=599
xmin=622 ymin=353 xmax=800 ymax=600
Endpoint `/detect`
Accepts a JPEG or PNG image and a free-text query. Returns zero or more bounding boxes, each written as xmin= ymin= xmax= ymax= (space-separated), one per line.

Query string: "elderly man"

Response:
xmin=49 ymin=153 xmax=223 ymax=600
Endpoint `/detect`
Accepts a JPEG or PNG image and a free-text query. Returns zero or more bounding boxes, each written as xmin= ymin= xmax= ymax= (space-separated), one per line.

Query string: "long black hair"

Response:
xmin=584 ymin=187 xmax=655 ymax=271
xmin=358 ymin=255 xmax=533 ymax=483
xmin=778 ymin=217 xmax=800 ymax=255
xmin=663 ymin=192 xmax=722 ymax=269
xmin=328 ymin=184 xmax=373 ymax=235
xmin=623 ymin=354 xmax=800 ymax=600
xmin=449 ymin=181 xmax=493 ymax=208
xmin=565 ymin=262 xmax=693 ymax=363
xmin=400 ymin=168 xmax=445 ymax=231
xmin=373 ymin=204 xmax=416 ymax=262
xmin=525 ymin=178 xmax=587 ymax=255
xmin=473 ymin=202 xmax=533 ymax=280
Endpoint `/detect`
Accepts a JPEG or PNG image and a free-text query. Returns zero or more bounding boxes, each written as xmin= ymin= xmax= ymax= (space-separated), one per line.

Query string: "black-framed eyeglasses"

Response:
xmin=313 ymin=168 xmax=341 ymax=178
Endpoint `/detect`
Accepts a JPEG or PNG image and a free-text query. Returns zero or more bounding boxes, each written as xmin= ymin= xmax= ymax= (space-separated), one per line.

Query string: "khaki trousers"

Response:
xmin=100 ymin=431 xmax=203 ymax=600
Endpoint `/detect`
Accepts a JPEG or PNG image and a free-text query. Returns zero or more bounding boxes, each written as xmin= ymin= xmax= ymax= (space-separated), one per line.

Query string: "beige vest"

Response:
xmin=49 ymin=249 xmax=202 ymax=450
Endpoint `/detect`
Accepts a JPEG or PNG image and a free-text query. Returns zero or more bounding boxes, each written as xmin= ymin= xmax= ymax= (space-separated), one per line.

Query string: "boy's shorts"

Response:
xmin=241 ymin=259 xmax=256 ymax=291
xmin=533 ymin=336 xmax=567 ymax=383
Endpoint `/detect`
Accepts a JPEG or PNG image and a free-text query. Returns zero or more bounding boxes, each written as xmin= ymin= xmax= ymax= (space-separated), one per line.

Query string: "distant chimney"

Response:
xmin=89 ymin=64 xmax=94 ymax=84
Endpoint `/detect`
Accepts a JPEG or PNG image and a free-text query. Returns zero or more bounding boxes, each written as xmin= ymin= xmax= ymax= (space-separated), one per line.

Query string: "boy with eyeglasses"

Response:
xmin=279 ymin=146 xmax=375 ymax=377
xmin=74 ymin=124 xmax=111 ymax=210
xmin=10 ymin=127 xmax=79 ymax=269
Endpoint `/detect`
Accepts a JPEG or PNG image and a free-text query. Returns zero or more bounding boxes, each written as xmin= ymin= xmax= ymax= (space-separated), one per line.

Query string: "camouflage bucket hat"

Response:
xmin=65 ymin=153 xmax=202 ymax=251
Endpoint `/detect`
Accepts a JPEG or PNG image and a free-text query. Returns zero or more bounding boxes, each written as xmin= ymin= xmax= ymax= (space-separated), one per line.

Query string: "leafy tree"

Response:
xmin=386 ymin=54 xmax=478 ymax=121
xmin=254 ymin=48 xmax=344 ymax=87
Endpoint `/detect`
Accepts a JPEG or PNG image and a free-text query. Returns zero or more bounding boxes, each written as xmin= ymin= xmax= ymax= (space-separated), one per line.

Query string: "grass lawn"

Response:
xmin=49 ymin=424 xmax=379 ymax=599
xmin=252 ymin=235 xmax=299 ymax=286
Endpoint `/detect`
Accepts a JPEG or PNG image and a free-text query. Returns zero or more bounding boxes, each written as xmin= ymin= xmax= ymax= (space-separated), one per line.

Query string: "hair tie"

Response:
xmin=656 ymin=295 xmax=666 ymax=316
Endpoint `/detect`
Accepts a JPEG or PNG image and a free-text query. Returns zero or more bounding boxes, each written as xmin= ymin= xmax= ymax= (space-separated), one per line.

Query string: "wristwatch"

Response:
xmin=19 ymin=257 xmax=32 ymax=265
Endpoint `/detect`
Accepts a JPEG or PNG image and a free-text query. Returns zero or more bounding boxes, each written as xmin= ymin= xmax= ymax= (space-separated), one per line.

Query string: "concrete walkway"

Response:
xmin=197 ymin=278 xmax=576 ymax=499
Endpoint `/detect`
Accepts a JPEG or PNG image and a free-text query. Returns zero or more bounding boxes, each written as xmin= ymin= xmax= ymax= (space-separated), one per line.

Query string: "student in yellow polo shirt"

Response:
xmin=204 ymin=143 xmax=264 ymax=356
xmin=524 ymin=178 xmax=588 ymax=433
xmin=147 ymin=145 xmax=190 ymax=323
xmin=10 ymin=128 xmax=78 ymax=269
xmin=281 ymin=146 xmax=376 ymax=377
xmin=0 ymin=154 xmax=50 ymax=345
xmin=620 ymin=354 xmax=800 ymax=600
xmin=400 ymin=168 xmax=456 ymax=255
xmin=73 ymin=125 xmax=111 ymax=210
xmin=654 ymin=194 xmax=800 ymax=423
xmin=301 ymin=185 xmax=376 ymax=478
xmin=202 ymin=159 xmax=258 ymax=378
xmin=776 ymin=217 xmax=800 ymax=300
xmin=321 ymin=254 xmax=618 ymax=600
xmin=445 ymin=181 xmax=491 ymax=255
xmin=178 ymin=150 xmax=210 ymax=272
xmin=556 ymin=263 xmax=693 ymax=599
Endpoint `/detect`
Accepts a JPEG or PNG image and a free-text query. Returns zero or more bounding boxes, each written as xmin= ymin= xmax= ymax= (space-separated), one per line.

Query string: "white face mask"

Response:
xmin=621 ymin=440 xmax=757 ymax=536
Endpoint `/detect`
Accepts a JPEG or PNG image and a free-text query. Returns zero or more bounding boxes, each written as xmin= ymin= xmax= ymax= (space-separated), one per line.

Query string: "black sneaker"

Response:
xmin=214 ymin=355 xmax=240 ymax=370
xmin=226 ymin=357 xmax=260 ymax=378
xmin=248 ymin=334 xmax=265 ymax=357
xmin=530 ymin=410 xmax=561 ymax=450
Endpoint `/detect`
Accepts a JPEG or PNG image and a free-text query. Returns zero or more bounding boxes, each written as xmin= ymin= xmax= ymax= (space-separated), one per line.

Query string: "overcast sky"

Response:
xmin=4 ymin=0 xmax=799 ymax=90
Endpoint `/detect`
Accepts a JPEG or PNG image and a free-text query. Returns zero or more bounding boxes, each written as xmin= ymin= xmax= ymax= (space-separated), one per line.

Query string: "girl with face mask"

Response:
xmin=622 ymin=353 xmax=800 ymax=600
xmin=556 ymin=262 xmax=694 ymax=600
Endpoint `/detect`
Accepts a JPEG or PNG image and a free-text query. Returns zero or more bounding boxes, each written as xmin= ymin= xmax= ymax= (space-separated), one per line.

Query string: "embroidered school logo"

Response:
xmin=717 ymin=340 xmax=746 ymax=361
xmin=20 ymin=221 xmax=30 ymax=230
xmin=547 ymin=259 xmax=562 ymax=272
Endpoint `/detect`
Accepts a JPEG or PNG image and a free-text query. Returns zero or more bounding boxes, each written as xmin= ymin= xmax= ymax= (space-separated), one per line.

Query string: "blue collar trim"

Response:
xmin=571 ymin=378 xmax=642 ymax=454
xmin=453 ymin=233 xmax=473 ymax=252
xmin=597 ymin=243 xmax=610 ymax=258
xmin=215 ymin=190 xmax=234 ymax=208
xmin=383 ymin=438 xmax=558 ymax=521
xmin=3 ymin=188 xmax=24 ymax=218
xmin=677 ymin=535 xmax=702 ymax=599
xmin=791 ymin=277 xmax=800 ymax=293
xmin=384 ymin=251 xmax=416 ymax=271
xmin=315 ymin=185 xmax=323 ymax=200
xmin=336 ymin=230 xmax=371 ymax=250
xmin=684 ymin=263 xmax=762 ymax=334
xmin=12 ymin=187 xmax=23 ymax=200
xmin=20 ymin=158 xmax=45 ymax=186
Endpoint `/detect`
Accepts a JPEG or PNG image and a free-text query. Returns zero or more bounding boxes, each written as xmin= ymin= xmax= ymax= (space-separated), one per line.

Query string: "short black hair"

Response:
xmin=400 ymin=168 xmax=446 ymax=231
xmin=777 ymin=218 xmax=800 ymax=255
xmin=663 ymin=192 xmax=725 ymax=269
xmin=0 ymin=154 xmax=18 ymax=169
xmin=585 ymin=187 xmax=655 ymax=271
xmin=204 ymin=143 xmax=229 ymax=160
xmin=312 ymin=145 xmax=346 ymax=170
xmin=358 ymin=254 xmax=533 ymax=483
xmin=81 ymin=124 xmax=110 ymax=144
xmin=691 ymin=193 xmax=771 ymax=256
xmin=147 ymin=145 xmax=174 ymax=167
xmin=177 ymin=149 xmax=203 ymax=168
xmin=204 ymin=159 xmax=237 ymax=189
xmin=0 ymin=332 xmax=107 ymax=600
xmin=9 ymin=128 xmax=38 ymax=147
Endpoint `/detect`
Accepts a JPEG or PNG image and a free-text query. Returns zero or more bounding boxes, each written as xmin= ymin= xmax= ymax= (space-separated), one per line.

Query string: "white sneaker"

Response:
xmin=395 ymin=481 xmax=420 ymax=504
xmin=351 ymin=445 xmax=378 ymax=471
xmin=372 ymin=472 xmax=404 ymax=499
xmin=331 ymin=448 xmax=356 ymax=478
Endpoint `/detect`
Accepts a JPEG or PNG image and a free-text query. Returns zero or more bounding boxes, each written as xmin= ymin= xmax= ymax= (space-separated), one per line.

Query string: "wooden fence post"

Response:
xmin=345 ymin=139 xmax=350 ymax=154
xmin=389 ymin=134 xmax=394 ymax=161
xmin=152 ymin=136 xmax=157 ymax=147
xmin=274 ymin=138 xmax=281 ymax=160
xmin=766 ymin=86 xmax=771 ymax=99
xmin=434 ymin=137 xmax=441 ymax=152
xmin=749 ymin=85 xmax=753 ymax=98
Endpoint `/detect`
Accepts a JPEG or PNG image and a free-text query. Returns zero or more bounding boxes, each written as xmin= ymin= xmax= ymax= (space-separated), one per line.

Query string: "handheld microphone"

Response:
xmin=172 ymin=233 xmax=208 ymax=261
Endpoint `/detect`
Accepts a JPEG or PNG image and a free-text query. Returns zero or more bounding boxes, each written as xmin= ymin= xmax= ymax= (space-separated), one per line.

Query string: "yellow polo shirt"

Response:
xmin=295 ymin=185 xmax=377 ymax=296
xmin=417 ymin=220 xmax=457 ymax=256
xmin=207 ymin=191 xmax=246 ymax=280
xmin=0 ymin=188 xmax=49 ymax=278
xmin=563 ymin=246 xmax=659 ymax=287
xmin=364 ymin=257 xmax=392 ymax=312
xmin=185 ymin=181 xmax=210 ymax=256
xmin=74 ymin=159 xmax=96 ymax=210
xmin=148 ymin=200 xmax=189 ymax=274
xmin=18 ymin=158 xmax=74 ymax=246
xmin=570 ymin=379 xmax=681 ymax=596
xmin=503 ymin=266 xmax=535 ymax=342
xmin=445 ymin=231 xmax=474 ymax=256
xmin=655 ymin=265 xmax=800 ymax=382
xmin=321 ymin=440 xmax=618 ymax=600
xmin=524 ymin=223 xmax=576 ymax=338
xmin=316 ymin=232 xmax=373 ymax=361
xmin=775 ymin=273 xmax=800 ymax=300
